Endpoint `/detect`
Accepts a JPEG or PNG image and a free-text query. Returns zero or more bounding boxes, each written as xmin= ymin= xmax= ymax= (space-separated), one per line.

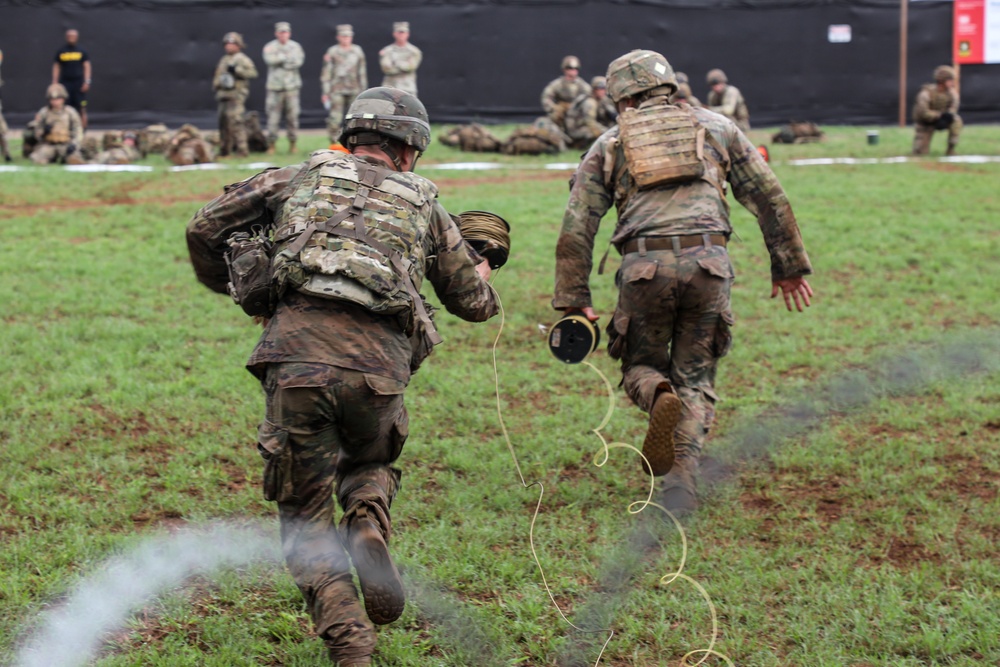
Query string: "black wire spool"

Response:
xmin=548 ymin=315 xmax=600 ymax=364
xmin=456 ymin=210 xmax=511 ymax=269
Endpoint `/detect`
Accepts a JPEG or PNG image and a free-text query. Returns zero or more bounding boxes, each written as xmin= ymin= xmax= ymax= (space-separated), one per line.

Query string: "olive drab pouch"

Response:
xmin=258 ymin=420 xmax=295 ymax=503
xmin=618 ymin=102 xmax=705 ymax=188
xmin=225 ymin=226 xmax=275 ymax=318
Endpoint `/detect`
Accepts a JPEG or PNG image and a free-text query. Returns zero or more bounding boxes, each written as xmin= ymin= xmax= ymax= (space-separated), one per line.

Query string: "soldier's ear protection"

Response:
xmin=548 ymin=314 xmax=600 ymax=364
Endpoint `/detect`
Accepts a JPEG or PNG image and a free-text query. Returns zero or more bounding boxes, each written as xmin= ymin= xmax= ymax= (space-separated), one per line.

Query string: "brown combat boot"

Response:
xmin=946 ymin=144 xmax=957 ymax=157
xmin=345 ymin=507 xmax=405 ymax=625
xmin=660 ymin=456 xmax=699 ymax=517
xmin=266 ymin=144 xmax=275 ymax=155
xmin=641 ymin=390 xmax=682 ymax=476
xmin=288 ymin=140 xmax=297 ymax=154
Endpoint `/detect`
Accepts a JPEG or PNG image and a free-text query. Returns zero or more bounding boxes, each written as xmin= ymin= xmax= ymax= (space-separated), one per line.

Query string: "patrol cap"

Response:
xmin=337 ymin=24 xmax=354 ymax=36
xmin=706 ymin=68 xmax=727 ymax=85
xmin=223 ymin=32 xmax=245 ymax=47
xmin=46 ymin=83 xmax=69 ymax=99
xmin=274 ymin=21 xmax=291 ymax=33
xmin=393 ymin=21 xmax=410 ymax=32
xmin=561 ymin=55 xmax=581 ymax=70
xmin=591 ymin=76 xmax=607 ymax=90
xmin=934 ymin=65 xmax=956 ymax=82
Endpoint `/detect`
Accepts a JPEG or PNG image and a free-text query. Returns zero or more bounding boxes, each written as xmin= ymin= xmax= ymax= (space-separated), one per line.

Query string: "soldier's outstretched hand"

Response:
xmin=771 ymin=276 xmax=813 ymax=312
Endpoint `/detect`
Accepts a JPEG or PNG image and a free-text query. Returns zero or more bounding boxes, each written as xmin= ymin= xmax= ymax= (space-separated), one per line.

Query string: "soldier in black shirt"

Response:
xmin=52 ymin=29 xmax=91 ymax=128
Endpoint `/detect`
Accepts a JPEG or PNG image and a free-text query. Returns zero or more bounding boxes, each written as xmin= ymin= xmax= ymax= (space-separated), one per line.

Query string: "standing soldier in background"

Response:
xmin=186 ymin=86 xmax=499 ymax=666
xmin=564 ymin=75 xmax=617 ymax=149
xmin=29 ymin=84 xmax=84 ymax=164
xmin=322 ymin=24 xmax=367 ymax=145
xmin=52 ymin=29 xmax=91 ymax=129
xmin=541 ymin=55 xmax=592 ymax=131
xmin=554 ymin=50 xmax=813 ymax=514
xmin=705 ymin=68 xmax=749 ymax=133
xmin=912 ymin=65 xmax=962 ymax=156
xmin=214 ymin=32 xmax=258 ymax=158
xmin=379 ymin=22 xmax=421 ymax=97
xmin=0 ymin=47 xmax=12 ymax=162
xmin=673 ymin=72 xmax=701 ymax=107
xmin=263 ymin=22 xmax=305 ymax=155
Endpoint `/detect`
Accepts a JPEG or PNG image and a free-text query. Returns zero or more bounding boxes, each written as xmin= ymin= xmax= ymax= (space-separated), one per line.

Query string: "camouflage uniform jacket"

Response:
xmin=553 ymin=105 xmax=811 ymax=310
xmin=912 ymin=84 xmax=959 ymax=125
xmin=565 ymin=93 xmax=617 ymax=138
xmin=541 ymin=77 xmax=592 ymax=115
xmin=322 ymin=44 xmax=367 ymax=95
xmin=262 ymin=39 xmax=305 ymax=91
xmin=186 ymin=154 xmax=498 ymax=384
xmin=707 ymin=85 xmax=750 ymax=132
xmin=379 ymin=43 xmax=422 ymax=95
xmin=32 ymin=104 xmax=83 ymax=145
xmin=213 ymin=52 xmax=258 ymax=101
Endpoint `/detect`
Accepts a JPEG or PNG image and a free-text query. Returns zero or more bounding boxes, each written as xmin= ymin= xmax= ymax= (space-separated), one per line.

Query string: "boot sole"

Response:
xmin=351 ymin=530 xmax=405 ymax=625
xmin=642 ymin=393 xmax=682 ymax=476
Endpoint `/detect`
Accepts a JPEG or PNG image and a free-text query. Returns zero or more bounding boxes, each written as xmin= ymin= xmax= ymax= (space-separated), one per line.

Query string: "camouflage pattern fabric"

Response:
xmin=265 ymin=89 xmax=300 ymax=146
xmin=93 ymin=144 xmax=141 ymax=165
xmin=553 ymin=102 xmax=811 ymax=463
xmin=541 ymin=76 xmax=592 ymax=128
xmin=78 ymin=134 xmax=99 ymax=160
xmin=244 ymin=111 xmax=269 ymax=153
xmin=772 ymin=121 xmax=824 ymax=145
xmin=185 ymin=155 xmax=498 ymax=661
xmin=912 ymin=83 xmax=962 ymax=155
xmin=213 ymin=51 xmax=258 ymax=102
xmin=218 ymin=98 xmax=249 ymax=156
xmin=706 ymin=84 xmax=750 ymax=133
xmin=438 ymin=123 xmax=502 ymax=153
xmin=29 ymin=104 xmax=84 ymax=164
xmin=0 ymin=49 xmax=10 ymax=160
xmin=564 ymin=92 xmax=617 ymax=148
xmin=262 ymin=38 xmax=305 ymax=92
xmin=321 ymin=44 xmax=367 ymax=142
xmin=501 ymin=117 xmax=569 ymax=155
xmin=166 ymin=125 xmax=214 ymax=165
xmin=138 ymin=124 xmax=171 ymax=156
xmin=379 ymin=43 xmax=422 ymax=96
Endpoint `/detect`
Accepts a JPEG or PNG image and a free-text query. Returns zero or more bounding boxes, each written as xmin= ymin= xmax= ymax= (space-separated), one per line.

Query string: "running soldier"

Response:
xmin=321 ymin=24 xmax=367 ymax=144
xmin=186 ymin=87 xmax=499 ymax=666
xmin=213 ymin=32 xmax=258 ymax=158
xmin=912 ymin=65 xmax=962 ymax=156
xmin=554 ymin=51 xmax=813 ymax=514
xmin=379 ymin=22 xmax=421 ymax=97
xmin=263 ymin=22 xmax=305 ymax=154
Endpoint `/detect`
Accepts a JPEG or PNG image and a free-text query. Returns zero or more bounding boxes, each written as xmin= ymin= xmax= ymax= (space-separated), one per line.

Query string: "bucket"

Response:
xmin=867 ymin=131 xmax=880 ymax=145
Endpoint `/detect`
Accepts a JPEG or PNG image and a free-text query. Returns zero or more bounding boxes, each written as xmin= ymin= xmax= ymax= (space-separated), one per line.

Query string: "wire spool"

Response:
xmin=548 ymin=314 xmax=600 ymax=364
xmin=456 ymin=210 xmax=511 ymax=269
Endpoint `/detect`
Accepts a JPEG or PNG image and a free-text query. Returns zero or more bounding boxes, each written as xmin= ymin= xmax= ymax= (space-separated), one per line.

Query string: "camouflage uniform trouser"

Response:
xmin=29 ymin=142 xmax=80 ymax=165
xmin=217 ymin=97 xmax=248 ymax=156
xmin=258 ymin=362 xmax=409 ymax=661
xmin=0 ymin=108 xmax=9 ymax=158
xmin=266 ymin=89 xmax=300 ymax=146
xmin=327 ymin=92 xmax=358 ymax=143
xmin=912 ymin=117 xmax=962 ymax=155
xmin=608 ymin=244 xmax=734 ymax=464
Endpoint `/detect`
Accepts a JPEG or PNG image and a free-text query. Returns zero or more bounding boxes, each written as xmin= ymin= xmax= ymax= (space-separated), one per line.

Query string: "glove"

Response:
xmin=934 ymin=112 xmax=954 ymax=130
xmin=66 ymin=142 xmax=78 ymax=154
xmin=227 ymin=64 xmax=237 ymax=75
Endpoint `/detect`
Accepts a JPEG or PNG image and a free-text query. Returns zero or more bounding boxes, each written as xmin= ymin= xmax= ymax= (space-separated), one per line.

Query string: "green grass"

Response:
xmin=1 ymin=125 xmax=998 ymax=666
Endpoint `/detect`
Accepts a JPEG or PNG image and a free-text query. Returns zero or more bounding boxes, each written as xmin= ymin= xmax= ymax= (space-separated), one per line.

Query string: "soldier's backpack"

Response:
xmin=772 ymin=121 xmax=825 ymax=144
xmin=138 ymin=124 xmax=171 ymax=156
xmin=244 ymin=111 xmax=269 ymax=153
xmin=501 ymin=117 xmax=568 ymax=156
xmin=439 ymin=123 xmax=502 ymax=153
xmin=618 ymin=100 xmax=706 ymax=188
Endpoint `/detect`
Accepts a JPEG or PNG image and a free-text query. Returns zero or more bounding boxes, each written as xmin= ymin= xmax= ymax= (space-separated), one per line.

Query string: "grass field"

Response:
xmin=1 ymin=123 xmax=998 ymax=667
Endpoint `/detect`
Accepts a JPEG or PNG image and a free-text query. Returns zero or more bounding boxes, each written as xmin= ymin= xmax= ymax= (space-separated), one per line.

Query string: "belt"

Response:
xmin=622 ymin=234 xmax=728 ymax=255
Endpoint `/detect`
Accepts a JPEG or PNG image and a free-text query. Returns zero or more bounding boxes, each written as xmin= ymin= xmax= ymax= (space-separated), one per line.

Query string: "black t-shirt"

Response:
xmin=54 ymin=44 xmax=89 ymax=82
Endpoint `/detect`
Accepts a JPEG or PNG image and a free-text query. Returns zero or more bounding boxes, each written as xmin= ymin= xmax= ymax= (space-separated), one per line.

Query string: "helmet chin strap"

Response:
xmin=379 ymin=139 xmax=404 ymax=171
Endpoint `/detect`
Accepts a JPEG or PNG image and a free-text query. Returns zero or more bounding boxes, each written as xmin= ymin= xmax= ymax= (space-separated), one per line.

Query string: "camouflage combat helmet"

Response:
xmin=606 ymin=50 xmax=677 ymax=103
xmin=561 ymin=55 xmax=581 ymax=70
xmin=591 ymin=76 xmax=607 ymax=90
xmin=934 ymin=65 xmax=956 ymax=83
xmin=706 ymin=68 xmax=728 ymax=85
xmin=46 ymin=83 xmax=69 ymax=99
xmin=342 ymin=86 xmax=432 ymax=153
xmin=222 ymin=32 xmax=245 ymax=48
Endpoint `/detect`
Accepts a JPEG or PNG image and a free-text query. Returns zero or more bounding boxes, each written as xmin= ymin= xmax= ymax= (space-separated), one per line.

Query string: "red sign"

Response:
xmin=955 ymin=0 xmax=985 ymax=64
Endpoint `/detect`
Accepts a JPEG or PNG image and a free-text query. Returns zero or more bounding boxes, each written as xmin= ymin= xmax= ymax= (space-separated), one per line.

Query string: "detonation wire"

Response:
xmin=486 ymin=278 xmax=733 ymax=667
